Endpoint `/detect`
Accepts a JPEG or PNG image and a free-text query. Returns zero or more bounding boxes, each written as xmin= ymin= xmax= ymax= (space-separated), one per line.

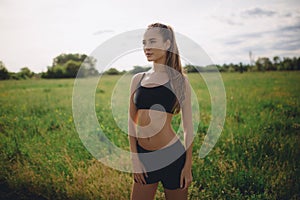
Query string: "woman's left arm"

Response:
xmin=180 ymin=76 xmax=194 ymax=189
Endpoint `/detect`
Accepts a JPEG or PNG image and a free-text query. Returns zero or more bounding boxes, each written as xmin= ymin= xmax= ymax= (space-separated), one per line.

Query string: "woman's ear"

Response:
xmin=164 ymin=39 xmax=171 ymax=50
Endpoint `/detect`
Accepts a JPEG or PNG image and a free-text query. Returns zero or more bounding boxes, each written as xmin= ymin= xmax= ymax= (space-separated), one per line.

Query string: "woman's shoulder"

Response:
xmin=130 ymin=72 xmax=146 ymax=87
xmin=131 ymin=72 xmax=145 ymax=81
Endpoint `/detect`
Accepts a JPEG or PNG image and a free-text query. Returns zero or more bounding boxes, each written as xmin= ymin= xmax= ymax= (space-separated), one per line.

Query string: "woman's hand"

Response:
xmin=180 ymin=165 xmax=192 ymax=189
xmin=132 ymin=157 xmax=148 ymax=184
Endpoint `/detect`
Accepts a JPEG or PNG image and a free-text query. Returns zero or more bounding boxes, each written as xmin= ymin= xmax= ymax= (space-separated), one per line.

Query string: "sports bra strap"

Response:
xmin=138 ymin=73 xmax=145 ymax=86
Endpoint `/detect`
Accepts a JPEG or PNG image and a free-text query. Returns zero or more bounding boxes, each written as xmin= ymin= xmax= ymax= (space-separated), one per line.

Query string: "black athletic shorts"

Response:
xmin=135 ymin=139 xmax=186 ymax=190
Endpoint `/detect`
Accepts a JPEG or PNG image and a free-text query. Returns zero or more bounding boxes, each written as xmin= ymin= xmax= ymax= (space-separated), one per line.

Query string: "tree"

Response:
xmin=104 ymin=68 xmax=120 ymax=75
xmin=65 ymin=60 xmax=81 ymax=78
xmin=291 ymin=57 xmax=300 ymax=70
xmin=0 ymin=61 xmax=10 ymax=80
xmin=221 ymin=64 xmax=229 ymax=72
xmin=296 ymin=57 xmax=300 ymax=70
xmin=129 ymin=66 xmax=151 ymax=74
xmin=43 ymin=53 xmax=98 ymax=78
xmin=282 ymin=57 xmax=293 ymax=70
xmin=273 ymin=56 xmax=281 ymax=70
xmin=255 ymin=57 xmax=273 ymax=71
xmin=184 ymin=64 xmax=198 ymax=73
xmin=19 ymin=67 xmax=34 ymax=79
xmin=228 ymin=63 xmax=236 ymax=72
xmin=52 ymin=65 xmax=65 ymax=78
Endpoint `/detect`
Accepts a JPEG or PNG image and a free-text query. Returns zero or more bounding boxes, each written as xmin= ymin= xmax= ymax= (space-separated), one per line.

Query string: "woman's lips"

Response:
xmin=146 ymin=53 xmax=153 ymax=57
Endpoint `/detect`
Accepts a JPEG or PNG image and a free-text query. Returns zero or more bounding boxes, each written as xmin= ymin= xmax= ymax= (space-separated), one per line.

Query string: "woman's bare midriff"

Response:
xmin=136 ymin=109 xmax=178 ymax=150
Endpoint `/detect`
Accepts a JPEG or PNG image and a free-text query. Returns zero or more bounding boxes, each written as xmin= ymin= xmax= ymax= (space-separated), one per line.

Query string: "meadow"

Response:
xmin=0 ymin=72 xmax=299 ymax=199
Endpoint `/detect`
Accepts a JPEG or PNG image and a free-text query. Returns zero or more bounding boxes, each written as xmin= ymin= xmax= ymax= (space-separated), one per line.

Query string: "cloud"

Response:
xmin=224 ymin=40 xmax=244 ymax=46
xmin=212 ymin=15 xmax=243 ymax=26
xmin=282 ymin=12 xmax=293 ymax=18
xmin=236 ymin=31 xmax=266 ymax=39
xmin=93 ymin=29 xmax=115 ymax=35
xmin=213 ymin=7 xmax=280 ymax=27
xmin=220 ymin=18 xmax=243 ymax=26
xmin=272 ymin=21 xmax=300 ymax=51
xmin=272 ymin=38 xmax=300 ymax=51
xmin=225 ymin=18 xmax=299 ymax=41
xmin=241 ymin=7 xmax=277 ymax=18
xmin=278 ymin=22 xmax=300 ymax=33
xmin=219 ymin=18 xmax=300 ymax=59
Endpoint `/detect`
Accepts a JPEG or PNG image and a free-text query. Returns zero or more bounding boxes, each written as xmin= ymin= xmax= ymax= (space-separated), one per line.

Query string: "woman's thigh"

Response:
xmin=164 ymin=188 xmax=188 ymax=200
xmin=131 ymin=182 xmax=159 ymax=200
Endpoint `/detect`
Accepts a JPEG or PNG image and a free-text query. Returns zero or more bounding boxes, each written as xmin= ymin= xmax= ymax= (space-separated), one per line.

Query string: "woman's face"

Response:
xmin=143 ymin=28 xmax=170 ymax=63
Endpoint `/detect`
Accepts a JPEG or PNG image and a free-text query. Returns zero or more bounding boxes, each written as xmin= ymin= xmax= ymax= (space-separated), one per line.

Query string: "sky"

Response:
xmin=0 ymin=0 xmax=300 ymax=72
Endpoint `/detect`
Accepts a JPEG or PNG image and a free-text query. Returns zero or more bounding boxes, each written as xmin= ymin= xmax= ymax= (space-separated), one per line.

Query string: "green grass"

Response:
xmin=0 ymin=72 xmax=299 ymax=199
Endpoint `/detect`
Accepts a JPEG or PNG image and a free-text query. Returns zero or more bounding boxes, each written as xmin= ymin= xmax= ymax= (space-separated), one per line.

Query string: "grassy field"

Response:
xmin=0 ymin=72 xmax=299 ymax=199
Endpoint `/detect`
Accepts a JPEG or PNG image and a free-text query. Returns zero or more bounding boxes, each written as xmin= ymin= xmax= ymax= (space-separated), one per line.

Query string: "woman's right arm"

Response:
xmin=128 ymin=73 xmax=147 ymax=184
xmin=128 ymin=74 xmax=139 ymax=154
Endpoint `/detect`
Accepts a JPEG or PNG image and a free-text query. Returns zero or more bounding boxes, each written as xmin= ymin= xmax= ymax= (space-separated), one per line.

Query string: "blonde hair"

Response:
xmin=147 ymin=22 xmax=185 ymax=114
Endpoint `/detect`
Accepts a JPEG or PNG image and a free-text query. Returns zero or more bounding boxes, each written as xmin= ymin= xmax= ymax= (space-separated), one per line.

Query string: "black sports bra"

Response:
xmin=133 ymin=73 xmax=177 ymax=114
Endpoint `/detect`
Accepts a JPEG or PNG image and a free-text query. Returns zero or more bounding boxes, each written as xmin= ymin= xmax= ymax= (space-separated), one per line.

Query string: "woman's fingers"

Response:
xmin=132 ymin=158 xmax=148 ymax=184
xmin=180 ymin=174 xmax=184 ymax=189
xmin=134 ymin=174 xmax=140 ymax=183
xmin=140 ymin=173 xmax=147 ymax=184
xmin=183 ymin=176 xmax=191 ymax=189
xmin=134 ymin=173 xmax=146 ymax=184
xmin=141 ymin=164 xmax=148 ymax=178
xmin=181 ymin=175 xmax=192 ymax=190
xmin=180 ymin=168 xmax=193 ymax=189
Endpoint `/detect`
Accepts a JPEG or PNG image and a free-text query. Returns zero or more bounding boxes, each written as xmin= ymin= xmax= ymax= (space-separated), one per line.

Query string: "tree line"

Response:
xmin=1 ymin=54 xmax=300 ymax=80
xmin=184 ymin=56 xmax=300 ymax=73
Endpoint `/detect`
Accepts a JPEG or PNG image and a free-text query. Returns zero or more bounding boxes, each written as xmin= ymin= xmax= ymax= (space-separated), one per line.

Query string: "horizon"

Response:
xmin=3 ymin=53 xmax=298 ymax=74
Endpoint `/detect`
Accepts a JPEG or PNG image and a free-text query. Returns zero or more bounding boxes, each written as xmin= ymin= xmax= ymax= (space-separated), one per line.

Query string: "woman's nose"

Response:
xmin=144 ymin=43 xmax=151 ymax=50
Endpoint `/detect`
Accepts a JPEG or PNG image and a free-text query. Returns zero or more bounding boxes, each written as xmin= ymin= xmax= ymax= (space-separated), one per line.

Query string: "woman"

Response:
xmin=128 ymin=23 xmax=193 ymax=200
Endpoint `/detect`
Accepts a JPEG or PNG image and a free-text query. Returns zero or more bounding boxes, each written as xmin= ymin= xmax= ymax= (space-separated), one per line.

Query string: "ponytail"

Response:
xmin=147 ymin=23 xmax=185 ymax=114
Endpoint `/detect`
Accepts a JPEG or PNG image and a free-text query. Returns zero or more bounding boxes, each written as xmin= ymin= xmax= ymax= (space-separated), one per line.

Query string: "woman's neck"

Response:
xmin=153 ymin=63 xmax=167 ymax=72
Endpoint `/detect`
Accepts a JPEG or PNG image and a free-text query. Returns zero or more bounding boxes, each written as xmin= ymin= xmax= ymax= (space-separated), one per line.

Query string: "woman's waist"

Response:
xmin=136 ymin=129 xmax=178 ymax=151
xmin=136 ymin=109 xmax=173 ymax=125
